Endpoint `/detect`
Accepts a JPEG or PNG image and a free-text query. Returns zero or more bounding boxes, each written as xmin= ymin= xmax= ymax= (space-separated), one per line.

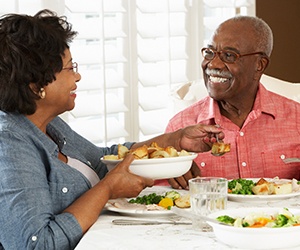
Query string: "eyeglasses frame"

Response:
xmin=201 ymin=47 xmax=268 ymax=64
xmin=62 ymin=62 xmax=78 ymax=73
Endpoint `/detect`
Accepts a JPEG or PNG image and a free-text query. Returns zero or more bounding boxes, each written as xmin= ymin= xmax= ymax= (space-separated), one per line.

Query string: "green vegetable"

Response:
xmin=274 ymin=214 xmax=288 ymax=227
xmin=165 ymin=190 xmax=181 ymax=200
xmin=216 ymin=215 xmax=235 ymax=225
xmin=242 ymin=222 xmax=250 ymax=227
xmin=228 ymin=179 xmax=255 ymax=195
xmin=129 ymin=190 xmax=182 ymax=205
xmin=128 ymin=193 xmax=164 ymax=205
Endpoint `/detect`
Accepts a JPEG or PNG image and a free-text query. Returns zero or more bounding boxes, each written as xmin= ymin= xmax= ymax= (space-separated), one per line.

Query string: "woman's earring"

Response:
xmin=39 ymin=88 xmax=46 ymax=99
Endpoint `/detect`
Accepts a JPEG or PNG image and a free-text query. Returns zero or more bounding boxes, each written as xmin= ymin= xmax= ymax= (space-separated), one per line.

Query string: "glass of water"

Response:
xmin=189 ymin=177 xmax=228 ymax=231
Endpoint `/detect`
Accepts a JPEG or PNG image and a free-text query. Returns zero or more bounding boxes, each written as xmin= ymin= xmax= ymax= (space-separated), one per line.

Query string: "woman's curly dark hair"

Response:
xmin=0 ymin=9 xmax=77 ymax=114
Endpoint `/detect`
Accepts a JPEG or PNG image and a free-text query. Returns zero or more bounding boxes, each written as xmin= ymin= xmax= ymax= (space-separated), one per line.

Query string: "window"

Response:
xmin=0 ymin=0 xmax=255 ymax=146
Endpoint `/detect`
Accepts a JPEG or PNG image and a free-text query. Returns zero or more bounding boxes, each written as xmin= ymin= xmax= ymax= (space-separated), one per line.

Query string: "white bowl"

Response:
xmin=101 ymin=153 xmax=197 ymax=179
xmin=207 ymin=207 xmax=300 ymax=250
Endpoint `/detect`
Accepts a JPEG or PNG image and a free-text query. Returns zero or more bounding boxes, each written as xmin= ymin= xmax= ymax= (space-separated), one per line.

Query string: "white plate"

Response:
xmin=105 ymin=201 xmax=174 ymax=217
xmin=228 ymin=178 xmax=300 ymax=202
xmin=104 ymin=187 xmax=189 ymax=217
xmin=207 ymin=207 xmax=300 ymax=249
xmin=101 ymin=153 xmax=197 ymax=179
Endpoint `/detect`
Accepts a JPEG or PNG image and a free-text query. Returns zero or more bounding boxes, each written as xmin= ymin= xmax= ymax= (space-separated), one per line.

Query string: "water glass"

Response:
xmin=189 ymin=177 xmax=228 ymax=231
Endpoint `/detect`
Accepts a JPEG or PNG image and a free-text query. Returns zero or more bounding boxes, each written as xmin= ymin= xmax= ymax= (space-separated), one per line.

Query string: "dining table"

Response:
xmin=75 ymin=185 xmax=300 ymax=250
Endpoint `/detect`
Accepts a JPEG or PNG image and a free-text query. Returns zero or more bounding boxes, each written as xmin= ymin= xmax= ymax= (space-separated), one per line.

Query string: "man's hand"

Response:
xmin=168 ymin=161 xmax=200 ymax=189
xmin=179 ymin=124 xmax=224 ymax=152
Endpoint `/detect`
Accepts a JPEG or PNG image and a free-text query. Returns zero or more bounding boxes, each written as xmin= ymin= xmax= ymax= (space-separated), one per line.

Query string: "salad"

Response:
xmin=217 ymin=208 xmax=300 ymax=228
xmin=128 ymin=190 xmax=181 ymax=210
xmin=228 ymin=178 xmax=300 ymax=195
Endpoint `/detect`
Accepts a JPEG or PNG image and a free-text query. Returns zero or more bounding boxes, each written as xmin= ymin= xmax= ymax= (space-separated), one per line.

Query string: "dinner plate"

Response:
xmin=104 ymin=187 xmax=189 ymax=217
xmin=228 ymin=178 xmax=300 ymax=202
xmin=105 ymin=201 xmax=174 ymax=217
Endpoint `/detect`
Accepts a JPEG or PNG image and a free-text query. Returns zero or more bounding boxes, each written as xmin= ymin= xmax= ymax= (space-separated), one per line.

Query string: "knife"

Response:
xmin=112 ymin=219 xmax=192 ymax=225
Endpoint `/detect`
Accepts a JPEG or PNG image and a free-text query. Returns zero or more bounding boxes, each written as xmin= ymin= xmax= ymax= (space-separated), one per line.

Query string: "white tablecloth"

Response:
xmin=75 ymin=186 xmax=300 ymax=250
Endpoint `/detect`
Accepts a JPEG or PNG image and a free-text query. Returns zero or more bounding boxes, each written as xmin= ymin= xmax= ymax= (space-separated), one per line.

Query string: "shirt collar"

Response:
xmin=253 ymin=83 xmax=277 ymax=118
xmin=195 ymin=83 xmax=277 ymax=126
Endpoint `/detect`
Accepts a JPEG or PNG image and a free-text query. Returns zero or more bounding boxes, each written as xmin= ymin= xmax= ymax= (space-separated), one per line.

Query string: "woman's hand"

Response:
xmin=104 ymin=154 xmax=154 ymax=199
xmin=63 ymin=154 xmax=153 ymax=234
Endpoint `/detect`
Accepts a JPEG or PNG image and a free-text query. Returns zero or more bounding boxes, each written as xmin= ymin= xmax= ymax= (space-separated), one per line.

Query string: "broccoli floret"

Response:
xmin=274 ymin=214 xmax=288 ymax=227
xmin=165 ymin=190 xmax=181 ymax=200
xmin=216 ymin=215 xmax=235 ymax=225
xmin=242 ymin=222 xmax=250 ymax=227
xmin=228 ymin=179 xmax=255 ymax=195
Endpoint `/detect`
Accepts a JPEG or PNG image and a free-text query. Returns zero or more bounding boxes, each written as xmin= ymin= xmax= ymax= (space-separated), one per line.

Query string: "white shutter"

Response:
xmin=136 ymin=0 xmax=191 ymax=141
xmin=202 ymin=0 xmax=256 ymax=47
xmin=64 ymin=0 xmax=130 ymax=146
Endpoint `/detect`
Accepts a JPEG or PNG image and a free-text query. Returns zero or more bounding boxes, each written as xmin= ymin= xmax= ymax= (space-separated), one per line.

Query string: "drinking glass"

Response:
xmin=189 ymin=177 xmax=228 ymax=231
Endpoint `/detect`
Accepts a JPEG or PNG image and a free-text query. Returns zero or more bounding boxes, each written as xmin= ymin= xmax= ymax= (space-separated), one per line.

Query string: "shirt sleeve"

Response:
xmin=0 ymin=131 xmax=82 ymax=250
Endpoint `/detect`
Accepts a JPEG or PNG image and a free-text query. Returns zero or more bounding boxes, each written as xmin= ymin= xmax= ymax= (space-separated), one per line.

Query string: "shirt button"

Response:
xmin=200 ymin=162 xmax=206 ymax=167
xmin=280 ymin=154 xmax=286 ymax=160
xmin=241 ymin=162 xmax=247 ymax=167
xmin=62 ymin=187 xmax=68 ymax=193
xmin=32 ymin=236 xmax=37 ymax=241
xmin=240 ymin=131 xmax=244 ymax=136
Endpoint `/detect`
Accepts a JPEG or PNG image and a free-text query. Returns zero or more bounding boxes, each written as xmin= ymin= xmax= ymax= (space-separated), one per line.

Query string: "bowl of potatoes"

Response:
xmin=101 ymin=143 xmax=197 ymax=179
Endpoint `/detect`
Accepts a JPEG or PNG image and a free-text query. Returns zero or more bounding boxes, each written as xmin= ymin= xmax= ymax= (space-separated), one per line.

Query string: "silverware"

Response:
xmin=283 ymin=158 xmax=300 ymax=163
xmin=112 ymin=219 xmax=192 ymax=225
xmin=211 ymin=134 xmax=226 ymax=157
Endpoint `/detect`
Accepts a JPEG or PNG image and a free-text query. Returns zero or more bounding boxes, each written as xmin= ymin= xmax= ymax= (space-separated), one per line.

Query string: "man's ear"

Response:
xmin=257 ymin=56 xmax=270 ymax=73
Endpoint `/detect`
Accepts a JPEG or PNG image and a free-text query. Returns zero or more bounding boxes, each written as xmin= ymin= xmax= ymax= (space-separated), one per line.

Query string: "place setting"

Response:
xmin=103 ymin=174 xmax=300 ymax=249
xmin=100 ymin=143 xmax=300 ymax=249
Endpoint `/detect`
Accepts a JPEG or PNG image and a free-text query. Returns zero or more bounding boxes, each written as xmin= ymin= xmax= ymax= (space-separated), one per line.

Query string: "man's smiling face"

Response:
xmin=201 ymin=20 xmax=261 ymax=102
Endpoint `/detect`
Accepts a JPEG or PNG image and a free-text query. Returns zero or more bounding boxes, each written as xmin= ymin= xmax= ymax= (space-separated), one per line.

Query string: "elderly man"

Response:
xmin=156 ymin=16 xmax=300 ymax=189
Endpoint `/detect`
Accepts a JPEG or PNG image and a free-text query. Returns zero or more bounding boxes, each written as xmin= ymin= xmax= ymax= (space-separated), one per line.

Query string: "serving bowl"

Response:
xmin=207 ymin=207 xmax=300 ymax=249
xmin=101 ymin=153 xmax=197 ymax=179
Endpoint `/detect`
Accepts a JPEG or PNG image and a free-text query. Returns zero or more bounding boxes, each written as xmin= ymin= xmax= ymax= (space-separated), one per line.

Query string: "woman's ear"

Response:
xmin=29 ymin=83 xmax=46 ymax=99
xmin=29 ymin=83 xmax=39 ymax=95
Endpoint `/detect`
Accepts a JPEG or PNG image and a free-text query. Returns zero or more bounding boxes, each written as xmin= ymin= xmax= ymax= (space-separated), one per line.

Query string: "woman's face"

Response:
xmin=41 ymin=49 xmax=81 ymax=116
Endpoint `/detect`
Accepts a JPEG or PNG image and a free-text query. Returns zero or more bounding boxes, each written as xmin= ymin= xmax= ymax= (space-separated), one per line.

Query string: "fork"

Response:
xmin=283 ymin=158 xmax=300 ymax=163
xmin=211 ymin=134 xmax=226 ymax=157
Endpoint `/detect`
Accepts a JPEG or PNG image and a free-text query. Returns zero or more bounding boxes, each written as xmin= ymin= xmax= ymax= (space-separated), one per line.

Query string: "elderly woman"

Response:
xmin=0 ymin=10 xmax=223 ymax=249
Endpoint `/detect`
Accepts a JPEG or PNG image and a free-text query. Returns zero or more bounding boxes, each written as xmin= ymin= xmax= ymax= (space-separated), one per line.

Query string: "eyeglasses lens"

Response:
xmin=202 ymin=48 xmax=238 ymax=63
xmin=73 ymin=63 xmax=78 ymax=73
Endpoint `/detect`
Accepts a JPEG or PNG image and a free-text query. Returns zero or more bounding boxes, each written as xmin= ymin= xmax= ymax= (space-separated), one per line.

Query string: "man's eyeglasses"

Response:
xmin=62 ymin=62 xmax=78 ymax=73
xmin=201 ymin=48 xmax=267 ymax=64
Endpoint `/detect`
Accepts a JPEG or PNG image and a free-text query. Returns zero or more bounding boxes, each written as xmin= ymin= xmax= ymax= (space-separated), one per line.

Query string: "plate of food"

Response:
xmin=105 ymin=190 xmax=191 ymax=217
xmin=228 ymin=177 xmax=300 ymax=202
xmin=101 ymin=143 xmax=197 ymax=179
xmin=207 ymin=207 xmax=300 ymax=249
